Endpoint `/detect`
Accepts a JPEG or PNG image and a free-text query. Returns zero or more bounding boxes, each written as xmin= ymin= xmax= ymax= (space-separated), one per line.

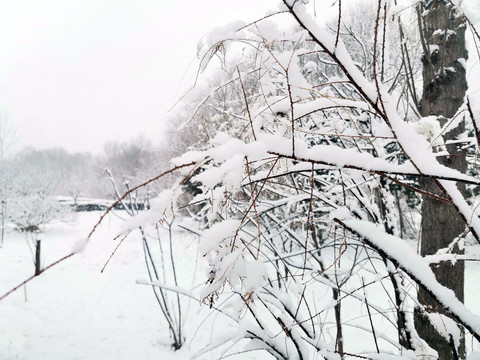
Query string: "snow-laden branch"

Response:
xmin=283 ymin=0 xmax=480 ymax=242
xmin=261 ymin=134 xmax=480 ymax=185
xmin=335 ymin=218 xmax=480 ymax=342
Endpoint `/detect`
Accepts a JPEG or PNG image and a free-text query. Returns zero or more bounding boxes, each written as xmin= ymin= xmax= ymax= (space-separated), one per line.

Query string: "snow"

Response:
xmin=119 ymin=189 xmax=178 ymax=233
xmin=0 ymin=212 xmax=276 ymax=360
xmin=469 ymin=352 xmax=480 ymax=360
xmin=171 ymin=136 xmax=268 ymax=167
xmin=71 ymin=237 xmax=89 ymax=253
xmin=432 ymin=29 xmax=457 ymax=38
xmin=3 ymin=0 xmax=480 ymax=358
xmin=341 ymin=219 xmax=480 ymax=335
xmin=426 ymin=313 xmax=462 ymax=349
xmin=195 ymin=153 xmax=244 ymax=190
xmin=463 ymin=0 xmax=480 ymax=28
xmin=197 ymin=20 xmax=248 ymax=73
xmin=458 ymin=57 xmax=468 ymax=69
xmin=428 ymin=44 xmax=440 ymax=54
xmin=1 ymin=210 xmax=478 ymax=358
xmin=199 ymin=219 xmax=241 ymax=255
xmin=0 ymin=212 xmax=173 ymax=360
xmin=199 ymin=20 xmax=247 ymax=52
xmin=415 ymin=116 xmax=444 ymax=147
xmin=260 ymin=132 xmax=479 ymax=184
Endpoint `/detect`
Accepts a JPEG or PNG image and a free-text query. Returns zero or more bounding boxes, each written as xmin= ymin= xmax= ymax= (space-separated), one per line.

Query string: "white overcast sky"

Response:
xmin=1 ymin=0 xmax=479 ymax=155
xmin=0 ymin=0 xmax=277 ymax=154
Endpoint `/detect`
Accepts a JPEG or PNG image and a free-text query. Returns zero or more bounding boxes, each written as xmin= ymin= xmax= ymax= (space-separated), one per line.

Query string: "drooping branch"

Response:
xmin=335 ymin=218 xmax=480 ymax=343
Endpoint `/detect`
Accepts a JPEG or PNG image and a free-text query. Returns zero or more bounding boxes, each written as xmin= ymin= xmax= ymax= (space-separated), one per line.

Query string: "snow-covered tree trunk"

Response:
xmin=415 ymin=1 xmax=468 ymax=358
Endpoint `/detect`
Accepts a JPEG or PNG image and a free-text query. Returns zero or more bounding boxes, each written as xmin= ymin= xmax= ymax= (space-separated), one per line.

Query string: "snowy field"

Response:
xmin=0 ymin=211 xmax=201 ymax=360
xmin=1 ymin=211 xmax=480 ymax=359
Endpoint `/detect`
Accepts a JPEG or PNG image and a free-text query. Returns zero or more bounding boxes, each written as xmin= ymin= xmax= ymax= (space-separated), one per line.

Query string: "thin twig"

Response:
xmin=0 ymin=252 xmax=75 ymax=301
xmin=334 ymin=0 xmax=342 ymax=51
xmin=467 ymin=97 xmax=480 ymax=149
xmin=303 ymin=163 xmax=315 ymax=276
xmin=244 ymin=156 xmax=262 ymax=259
xmin=237 ymin=66 xmax=257 ymax=141
xmin=101 ymin=230 xmax=131 ymax=273
xmin=363 ymin=278 xmax=380 ymax=353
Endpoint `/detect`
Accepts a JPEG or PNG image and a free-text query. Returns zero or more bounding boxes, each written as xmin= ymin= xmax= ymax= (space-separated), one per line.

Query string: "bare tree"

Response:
xmin=8 ymin=159 xmax=70 ymax=274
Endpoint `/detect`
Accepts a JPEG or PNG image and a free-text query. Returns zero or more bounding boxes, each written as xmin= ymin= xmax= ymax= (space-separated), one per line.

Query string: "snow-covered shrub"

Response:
xmin=102 ymin=1 xmax=480 ymax=358
xmin=105 ymin=170 xmax=186 ymax=350
xmin=139 ymin=1 xmax=480 ymax=358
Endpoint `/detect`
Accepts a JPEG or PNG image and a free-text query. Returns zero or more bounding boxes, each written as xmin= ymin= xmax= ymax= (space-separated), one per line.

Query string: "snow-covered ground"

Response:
xmin=1 ymin=211 xmax=480 ymax=359
xmin=0 ymin=211 xmax=199 ymax=360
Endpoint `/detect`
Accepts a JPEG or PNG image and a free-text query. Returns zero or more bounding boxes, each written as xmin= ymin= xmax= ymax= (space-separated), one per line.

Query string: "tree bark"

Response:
xmin=415 ymin=1 xmax=467 ymax=358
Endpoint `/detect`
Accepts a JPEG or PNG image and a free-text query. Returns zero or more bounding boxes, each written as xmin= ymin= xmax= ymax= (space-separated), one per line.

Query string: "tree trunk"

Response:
xmin=415 ymin=1 xmax=467 ymax=358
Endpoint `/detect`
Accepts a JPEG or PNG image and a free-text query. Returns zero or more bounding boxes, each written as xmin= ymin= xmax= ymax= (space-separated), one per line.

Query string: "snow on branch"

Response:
xmin=336 ymin=218 xmax=480 ymax=342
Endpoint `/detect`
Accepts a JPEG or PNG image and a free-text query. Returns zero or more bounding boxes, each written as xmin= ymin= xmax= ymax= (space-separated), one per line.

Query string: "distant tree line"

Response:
xmin=0 ymin=134 xmax=173 ymax=247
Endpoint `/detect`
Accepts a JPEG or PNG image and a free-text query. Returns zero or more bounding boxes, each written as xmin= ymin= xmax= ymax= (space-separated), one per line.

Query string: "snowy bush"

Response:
xmin=140 ymin=1 xmax=480 ymax=358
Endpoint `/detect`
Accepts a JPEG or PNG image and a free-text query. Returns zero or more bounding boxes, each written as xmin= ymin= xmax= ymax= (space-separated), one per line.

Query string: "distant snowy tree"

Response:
xmin=7 ymin=159 xmax=70 ymax=274
xmin=102 ymin=135 xmax=168 ymax=197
